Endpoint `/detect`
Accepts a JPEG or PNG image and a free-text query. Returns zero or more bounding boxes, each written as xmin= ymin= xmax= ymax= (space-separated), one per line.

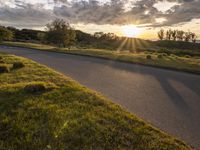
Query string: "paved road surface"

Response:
xmin=0 ymin=46 xmax=200 ymax=149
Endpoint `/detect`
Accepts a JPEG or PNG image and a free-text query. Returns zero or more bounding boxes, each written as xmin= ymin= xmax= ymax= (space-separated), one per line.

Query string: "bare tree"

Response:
xmin=191 ymin=33 xmax=197 ymax=43
xmin=166 ymin=29 xmax=173 ymax=40
xmin=184 ymin=32 xmax=191 ymax=42
xmin=158 ymin=29 xmax=164 ymax=40
xmin=176 ymin=30 xmax=185 ymax=41
xmin=157 ymin=28 xmax=197 ymax=43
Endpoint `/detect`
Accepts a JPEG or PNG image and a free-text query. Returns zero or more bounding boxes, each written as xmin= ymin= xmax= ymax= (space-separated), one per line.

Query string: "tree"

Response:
xmin=176 ymin=30 xmax=184 ymax=41
xmin=46 ymin=19 xmax=76 ymax=47
xmin=158 ymin=29 xmax=164 ymax=40
xmin=0 ymin=26 xmax=13 ymax=42
xmin=166 ymin=29 xmax=172 ymax=40
xmin=184 ymin=32 xmax=191 ymax=42
xmin=100 ymin=33 xmax=117 ymax=40
xmin=171 ymin=30 xmax=177 ymax=41
xmin=191 ymin=33 xmax=197 ymax=43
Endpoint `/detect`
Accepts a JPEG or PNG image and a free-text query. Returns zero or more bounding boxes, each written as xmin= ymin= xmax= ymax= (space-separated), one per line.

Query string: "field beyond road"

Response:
xmin=1 ymin=41 xmax=200 ymax=74
xmin=0 ymin=53 xmax=192 ymax=149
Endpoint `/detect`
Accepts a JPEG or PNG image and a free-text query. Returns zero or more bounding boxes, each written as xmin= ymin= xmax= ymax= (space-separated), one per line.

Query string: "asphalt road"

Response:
xmin=0 ymin=46 xmax=200 ymax=149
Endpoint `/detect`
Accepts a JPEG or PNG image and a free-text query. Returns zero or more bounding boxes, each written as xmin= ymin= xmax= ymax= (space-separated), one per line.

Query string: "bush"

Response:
xmin=12 ymin=62 xmax=25 ymax=69
xmin=184 ymin=55 xmax=191 ymax=58
xmin=0 ymin=56 xmax=2 ymax=60
xmin=24 ymin=82 xmax=57 ymax=93
xmin=24 ymin=82 xmax=47 ymax=93
xmin=0 ymin=65 xmax=9 ymax=73
xmin=146 ymin=55 xmax=152 ymax=59
xmin=0 ymin=60 xmax=5 ymax=64
xmin=157 ymin=55 xmax=163 ymax=59
xmin=170 ymin=54 xmax=176 ymax=57
xmin=162 ymin=53 xmax=168 ymax=57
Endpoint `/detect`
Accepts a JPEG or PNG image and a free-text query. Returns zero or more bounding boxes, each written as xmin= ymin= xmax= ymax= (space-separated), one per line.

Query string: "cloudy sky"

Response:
xmin=0 ymin=0 xmax=200 ymax=39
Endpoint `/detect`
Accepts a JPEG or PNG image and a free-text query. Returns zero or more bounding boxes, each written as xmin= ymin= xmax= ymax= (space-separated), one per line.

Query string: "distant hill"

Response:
xmin=153 ymin=40 xmax=200 ymax=51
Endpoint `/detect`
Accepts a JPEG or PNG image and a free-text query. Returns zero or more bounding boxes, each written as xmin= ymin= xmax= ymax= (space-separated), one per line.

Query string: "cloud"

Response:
xmin=53 ymin=0 xmax=126 ymax=24
xmin=0 ymin=0 xmax=200 ymax=28
xmin=53 ymin=0 xmax=162 ymax=25
xmin=0 ymin=2 xmax=54 ymax=28
xmin=161 ymin=0 xmax=200 ymax=26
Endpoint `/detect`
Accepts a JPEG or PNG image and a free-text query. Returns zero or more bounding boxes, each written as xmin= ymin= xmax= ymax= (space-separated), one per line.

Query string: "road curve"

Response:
xmin=0 ymin=46 xmax=200 ymax=149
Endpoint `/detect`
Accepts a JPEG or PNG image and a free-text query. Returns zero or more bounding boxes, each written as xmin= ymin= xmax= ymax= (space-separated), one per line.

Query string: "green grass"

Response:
xmin=1 ymin=41 xmax=55 ymax=50
xmin=0 ymin=53 xmax=192 ymax=149
xmin=1 ymin=41 xmax=200 ymax=74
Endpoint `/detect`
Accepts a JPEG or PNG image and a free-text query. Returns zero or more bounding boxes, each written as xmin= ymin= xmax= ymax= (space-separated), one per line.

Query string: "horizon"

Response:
xmin=0 ymin=0 xmax=200 ymax=40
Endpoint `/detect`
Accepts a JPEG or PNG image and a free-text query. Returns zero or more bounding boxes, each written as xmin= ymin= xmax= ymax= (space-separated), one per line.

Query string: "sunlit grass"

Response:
xmin=0 ymin=53 xmax=192 ymax=149
xmin=64 ymin=49 xmax=200 ymax=74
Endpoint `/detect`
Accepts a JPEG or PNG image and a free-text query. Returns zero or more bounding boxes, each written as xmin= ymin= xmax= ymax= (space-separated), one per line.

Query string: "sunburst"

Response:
xmin=122 ymin=25 xmax=142 ymax=38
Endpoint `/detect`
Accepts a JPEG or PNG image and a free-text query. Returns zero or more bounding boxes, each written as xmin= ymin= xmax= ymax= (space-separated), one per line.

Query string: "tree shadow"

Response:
xmin=66 ymin=55 xmax=200 ymax=112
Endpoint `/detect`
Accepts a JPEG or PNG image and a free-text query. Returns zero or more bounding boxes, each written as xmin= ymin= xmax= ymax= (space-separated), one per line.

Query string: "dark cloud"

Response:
xmin=0 ymin=0 xmax=200 ymax=28
xmin=0 ymin=3 xmax=54 ymax=28
xmin=54 ymin=0 xmax=126 ymax=24
xmin=161 ymin=0 xmax=200 ymax=26
xmin=53 ymin=0 xmax=161 ymax=25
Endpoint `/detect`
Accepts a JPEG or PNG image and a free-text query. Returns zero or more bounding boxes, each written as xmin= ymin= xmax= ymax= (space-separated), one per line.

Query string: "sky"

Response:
xmin=0 ymin=0 xmax=200 ymax=40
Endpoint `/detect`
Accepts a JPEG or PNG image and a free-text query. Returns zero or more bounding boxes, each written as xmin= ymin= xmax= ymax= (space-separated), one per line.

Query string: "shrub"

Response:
xmin=24 ymin=82 xmax=47 ymax=93
xmin=162 ymin=53 xmax=168 ymax=57
xmin=0 ymin=60 xmax=5 ymax=64
xmin=146 ymin=55 xmax=152 ymax=59
xmin=147 ymin=52 xmax=153 ymax=54
xmin=184 ymin=55 xmax=191 ymax=58
xmin=12 ymin=62 xmax=25 ymax=69
xmin=170 ymin=54 xmax=176 ymax=57
xmin=0 ymin=65 xmax=9 ymax=73
xmin=24 ymin=82 xmax=57 ymax=93
xmin=157 ymin=55 xmax=163 ymax=59
xmin=129 ymin=50 xmax=135 ymax=53
xmin=0 ymin=56 xmax=2 ymax=60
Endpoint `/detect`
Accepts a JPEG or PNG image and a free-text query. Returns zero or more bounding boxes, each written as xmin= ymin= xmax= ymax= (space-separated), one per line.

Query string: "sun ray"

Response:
xmin=126 ymin=38 xmax=131 ymax=51
xmin=131 ymin=38 xmax=136 ymax=52
xmin=117 ymin=37 xmax=128 ymax=52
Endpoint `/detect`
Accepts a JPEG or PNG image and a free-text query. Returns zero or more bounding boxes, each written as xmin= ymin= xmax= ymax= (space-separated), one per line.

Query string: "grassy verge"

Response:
xmin=0 ymin=53 xmax=192 ymax=149
xmin=1 ymin=41 xmax=200 ymax=74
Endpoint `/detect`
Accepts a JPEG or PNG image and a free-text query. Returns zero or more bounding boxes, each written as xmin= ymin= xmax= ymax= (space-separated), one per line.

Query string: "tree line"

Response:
xmin=0 ymin=19 xmax=76 ymax=48
xmin=158 ymin=29 xmax=197 ymax=43
xmin=0 ymin=19 xmax=120 ymax=48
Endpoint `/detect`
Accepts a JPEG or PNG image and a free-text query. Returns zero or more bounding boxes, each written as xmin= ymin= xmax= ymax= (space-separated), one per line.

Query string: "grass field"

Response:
xmin=0 ymin=53 xmax=192 ymax=149
xmin=1 ymin=41 xmax=200 ymax=74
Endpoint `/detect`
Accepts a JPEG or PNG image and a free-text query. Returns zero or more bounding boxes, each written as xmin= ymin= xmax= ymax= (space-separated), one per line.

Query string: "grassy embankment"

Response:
xmin=1 ymin=41 xmax=200 ymax=74
xmin=0 ymin=53 xmax=192 ymax=149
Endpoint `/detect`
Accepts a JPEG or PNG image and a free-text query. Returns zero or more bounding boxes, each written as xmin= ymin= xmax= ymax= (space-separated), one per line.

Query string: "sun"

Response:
xmin=122 ymin=25 xmax=141 ymax=38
